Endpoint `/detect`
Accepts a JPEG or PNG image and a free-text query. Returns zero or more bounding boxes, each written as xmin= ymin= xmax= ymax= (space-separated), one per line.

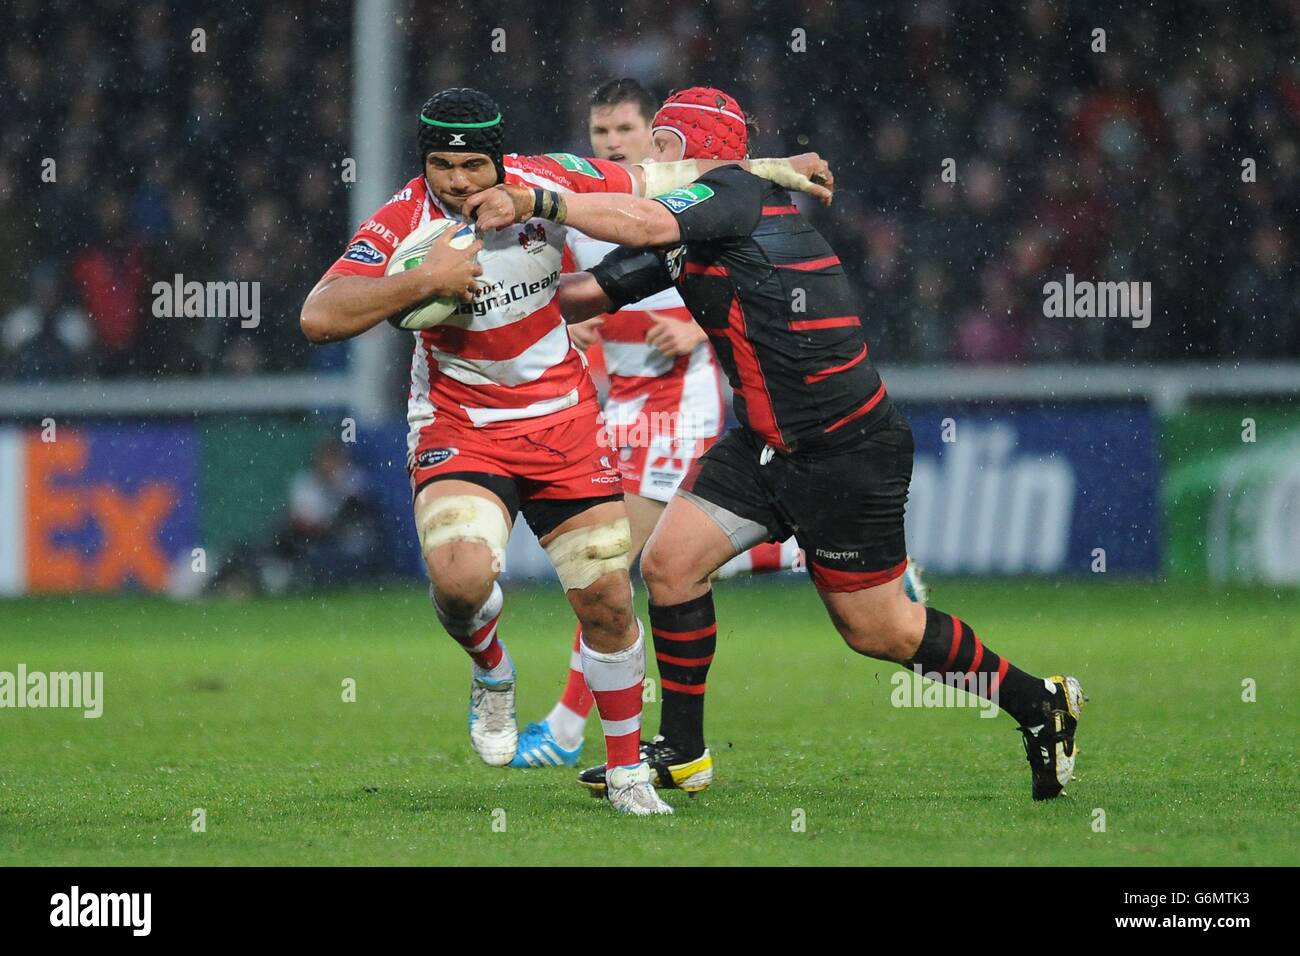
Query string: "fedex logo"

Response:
xmin=0 ymin=427 xmax=199 ymax=594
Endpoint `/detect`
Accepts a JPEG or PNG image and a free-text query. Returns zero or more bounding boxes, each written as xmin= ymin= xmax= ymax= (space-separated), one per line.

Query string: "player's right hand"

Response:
xmin=787 ymin=152 xmax=835 ymax=205
xmin=463 ymin=184 xmax=534 ymax=231
xmin=417 ymin=228 xmax=483 ymax=302
xmin=568 ymin=317 xmax=605 ymax=350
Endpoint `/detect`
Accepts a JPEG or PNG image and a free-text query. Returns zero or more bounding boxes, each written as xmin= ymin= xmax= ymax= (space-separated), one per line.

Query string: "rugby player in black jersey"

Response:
xmin=465 ymin=87 xmax=1085 ymax=802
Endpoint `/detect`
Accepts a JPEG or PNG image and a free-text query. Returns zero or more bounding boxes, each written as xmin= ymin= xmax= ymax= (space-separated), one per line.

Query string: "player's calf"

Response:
xmin=638 ymin=493 xmax=745 ymax=764
xmin=826 ymin=580 xmax=1062 ymax=725
xmin=905 ymin=606 xmax=1062 ymax=729
xmin=645 ymin=590 xmax=717 ymax=761
xmin=566 ymin=570 xmax=636 ymax=653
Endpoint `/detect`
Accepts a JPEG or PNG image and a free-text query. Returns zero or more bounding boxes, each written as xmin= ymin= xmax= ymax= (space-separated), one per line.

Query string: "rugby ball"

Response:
xmin=385 ymin=218 xmax=479 ymax=330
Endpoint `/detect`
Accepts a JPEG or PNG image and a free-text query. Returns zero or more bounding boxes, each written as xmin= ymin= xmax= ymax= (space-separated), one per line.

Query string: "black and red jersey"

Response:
xmin=648 ymin=166 xmax=890 ymax=452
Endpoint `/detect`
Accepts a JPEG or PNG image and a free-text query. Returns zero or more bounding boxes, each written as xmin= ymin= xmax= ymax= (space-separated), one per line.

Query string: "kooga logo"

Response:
xmin=50 ymin=886 xmax=151 ymax=936
xmin=908 ymin=424 xmax=1076 ymax=573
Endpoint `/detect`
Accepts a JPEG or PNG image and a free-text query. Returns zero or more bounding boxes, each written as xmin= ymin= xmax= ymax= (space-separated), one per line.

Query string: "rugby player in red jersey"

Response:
xmin=467 ymin=87 xmax=1085 ymax=802
xmin=300 ymin=87 xmax=832 ymax=814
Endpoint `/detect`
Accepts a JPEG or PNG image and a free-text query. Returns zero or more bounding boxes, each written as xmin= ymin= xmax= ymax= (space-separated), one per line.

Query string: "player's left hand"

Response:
xmin=463 ymin=184 xmax=533 ymax=230
xmin=645 ymin=312 xmax=707 ymax=357
xmin=787 ymin=153 xmax=835 ymax=205
xmin=568 ymin=317 xmax=605 ymax=350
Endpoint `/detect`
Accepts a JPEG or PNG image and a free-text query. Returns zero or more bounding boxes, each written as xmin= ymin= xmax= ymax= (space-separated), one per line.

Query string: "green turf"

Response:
xmin=1 ymin=579 xmax=1296 ymax=866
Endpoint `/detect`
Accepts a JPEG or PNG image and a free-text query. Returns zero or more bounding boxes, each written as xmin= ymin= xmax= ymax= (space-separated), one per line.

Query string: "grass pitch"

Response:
xmin=1 ymin=579 xmax=1296 ymax=866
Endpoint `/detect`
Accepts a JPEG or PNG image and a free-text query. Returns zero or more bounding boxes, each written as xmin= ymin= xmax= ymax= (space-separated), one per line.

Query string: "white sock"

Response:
xmin=545 ymin=702 xmax=587 ymax=750
xmin=431 ymin=583 xmax=513 ymax=682
xmin=580 ymin=624 xmax=646 ymax=762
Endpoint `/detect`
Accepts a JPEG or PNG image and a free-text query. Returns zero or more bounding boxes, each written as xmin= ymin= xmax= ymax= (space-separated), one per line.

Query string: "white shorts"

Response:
xmin=615 ymin=433 xmax=719 ymax=503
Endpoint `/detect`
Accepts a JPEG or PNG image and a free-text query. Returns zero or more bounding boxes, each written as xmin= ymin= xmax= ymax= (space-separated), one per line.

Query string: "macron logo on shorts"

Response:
xmin=815 ymin=548 xmax=860 ymax=561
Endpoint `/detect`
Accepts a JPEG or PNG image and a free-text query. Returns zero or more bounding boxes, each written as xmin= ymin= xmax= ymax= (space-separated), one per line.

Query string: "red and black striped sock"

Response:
xmin=648 ymin=590 xmax=716 ymax=759
xmin=909 ymin=606 xmax=1057 ymax=727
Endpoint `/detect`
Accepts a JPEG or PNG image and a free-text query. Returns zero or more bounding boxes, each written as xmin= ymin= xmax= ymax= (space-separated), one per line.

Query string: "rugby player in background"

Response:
xmin=300 ymin=87 xmax=832 ymax=814
xmin=466 ymin=87 xmax=1085 ymax=803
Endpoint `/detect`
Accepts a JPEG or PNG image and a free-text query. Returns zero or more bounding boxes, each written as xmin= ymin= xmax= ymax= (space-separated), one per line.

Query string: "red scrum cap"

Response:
xmin=652 ymin=87 xmax=749 ymax=160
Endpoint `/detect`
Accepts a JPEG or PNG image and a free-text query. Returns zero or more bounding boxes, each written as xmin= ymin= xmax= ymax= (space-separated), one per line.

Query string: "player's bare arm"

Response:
xmin=564 ymin=191 xmax=689 ymax=247
xmin=463 ymin=152 xmax=833 ymax=241
xmin=299 ymin=229 xmax=483 ymax=344
xmin=631 ymin=152 xmax=832 ymax=200
xmin=555 ymin=272 xmax=615 ymax=324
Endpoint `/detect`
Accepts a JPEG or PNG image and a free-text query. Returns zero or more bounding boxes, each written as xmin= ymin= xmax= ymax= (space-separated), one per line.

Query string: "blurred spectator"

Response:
xmin=288 ymin=442 xmax=371 ymax=536
xmin=71 ymin=193 xmax=147 ymax=376
xmin=209 ymin=441 xmax=384 ymax=596
xmin=953 ymin=264 xmax=1030 ymax=364
xmin=1221 ymin=226 xmax=1297 ymax=357
xmin=1 ymin=261 xmax=92 ymax=380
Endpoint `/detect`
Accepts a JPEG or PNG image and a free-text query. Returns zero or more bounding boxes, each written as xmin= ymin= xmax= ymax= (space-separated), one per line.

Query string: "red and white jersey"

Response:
xmin=564 ymin=231 xmax=723 ymax=442
xmin=325 ymin=153 xmax=636 ymax=454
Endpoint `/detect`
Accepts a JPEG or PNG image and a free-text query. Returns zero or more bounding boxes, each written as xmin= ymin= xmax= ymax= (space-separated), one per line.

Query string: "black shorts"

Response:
xmin=679 ymin=406 xmax=913 ymax=592
xmin=422 ymin=471 xmax=622 ymax=540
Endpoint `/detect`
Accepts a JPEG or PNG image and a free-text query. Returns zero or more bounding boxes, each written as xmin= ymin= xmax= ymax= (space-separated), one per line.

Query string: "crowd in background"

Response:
xmin=1 ymin=0 xmax=349 ymax=379
xmin=3 ymin=0 xmax=1298 ymax=382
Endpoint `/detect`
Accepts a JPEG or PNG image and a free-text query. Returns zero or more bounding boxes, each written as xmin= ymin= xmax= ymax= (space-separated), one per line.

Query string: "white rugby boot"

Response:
xmin=607 ymin=761 xmax=675 ymax=816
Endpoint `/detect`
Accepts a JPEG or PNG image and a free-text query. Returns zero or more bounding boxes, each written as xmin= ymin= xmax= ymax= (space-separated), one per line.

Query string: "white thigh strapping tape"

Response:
xmin=416 ymin=494 xmax=510 ymax=566
xmin=544 ymin=517 xmax=632 ymax=591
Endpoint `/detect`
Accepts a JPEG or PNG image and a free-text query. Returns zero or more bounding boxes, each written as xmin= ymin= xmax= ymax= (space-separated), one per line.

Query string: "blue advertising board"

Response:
xmin=900 ymin=402 xmax=1159 ymax=574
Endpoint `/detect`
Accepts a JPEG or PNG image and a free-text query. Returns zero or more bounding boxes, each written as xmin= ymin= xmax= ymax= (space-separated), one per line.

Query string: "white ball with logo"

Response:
xmin=385 ymin=219 xmax=479 ymax=330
